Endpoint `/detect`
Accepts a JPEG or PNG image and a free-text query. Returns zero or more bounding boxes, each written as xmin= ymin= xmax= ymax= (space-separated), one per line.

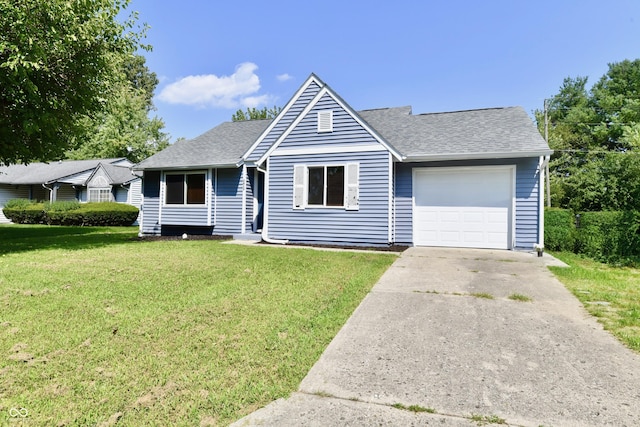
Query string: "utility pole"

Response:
xmin=544 ymin=99 xmax=551 ymax=207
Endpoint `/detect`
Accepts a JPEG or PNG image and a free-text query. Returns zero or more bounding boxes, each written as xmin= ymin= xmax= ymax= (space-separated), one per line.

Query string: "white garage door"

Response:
xmin=413 ymin=166 xmax=514 ymax=249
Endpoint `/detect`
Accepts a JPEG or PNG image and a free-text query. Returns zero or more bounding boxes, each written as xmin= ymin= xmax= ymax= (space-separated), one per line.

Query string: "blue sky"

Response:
xmin=126 ymin=0 xmax=640 ymax=142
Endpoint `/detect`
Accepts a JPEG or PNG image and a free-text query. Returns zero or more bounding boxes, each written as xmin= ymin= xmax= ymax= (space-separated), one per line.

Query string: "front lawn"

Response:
xmin=0 ymin=225 xmax=395 ymax=425
xmin=550 ymin=252 xmax=640 ymax=353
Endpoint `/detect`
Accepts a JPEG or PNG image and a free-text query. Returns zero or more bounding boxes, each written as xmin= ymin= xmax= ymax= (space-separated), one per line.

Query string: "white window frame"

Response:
xmin=163 ymin=171 xmax=207 ymax=206
xmin=293 ymin=163 xmax=359 ymax=210
xmin=88 ymin=188 xmax=112 ymax=203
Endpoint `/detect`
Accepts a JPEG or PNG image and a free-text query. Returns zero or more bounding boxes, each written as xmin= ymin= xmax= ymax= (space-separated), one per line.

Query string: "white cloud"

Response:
xmin=276 ymin=73 xmax=292 ymax=82
xmin=158 ymin=62 xmax=267 ymax=108
xmin=242 ymin=94 xmax=274 ymax=108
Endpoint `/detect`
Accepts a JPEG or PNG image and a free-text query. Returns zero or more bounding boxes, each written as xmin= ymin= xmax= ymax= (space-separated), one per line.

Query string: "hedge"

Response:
xmin=575 ymin=211 xmax=640 ymax=264
xmin=544 ymin=208 xmax=640 ymax=265
xmin=3 ymin=200 xmax=139 ymax=226
xmin=544 ymin=208 xmax=576 ymax=252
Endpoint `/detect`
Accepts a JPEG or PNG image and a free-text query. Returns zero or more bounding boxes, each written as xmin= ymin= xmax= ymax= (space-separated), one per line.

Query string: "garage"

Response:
xmin=412 ymin=166 xmax=514 ymax=249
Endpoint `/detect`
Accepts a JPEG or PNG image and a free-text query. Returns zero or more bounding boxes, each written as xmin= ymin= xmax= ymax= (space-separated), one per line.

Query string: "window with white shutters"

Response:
xmin=292 ymin=163 xmax=358 ymax=210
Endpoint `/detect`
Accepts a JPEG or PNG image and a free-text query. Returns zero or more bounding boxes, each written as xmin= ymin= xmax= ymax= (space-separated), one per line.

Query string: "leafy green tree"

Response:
xmin=66 ymin=85 xmax=169 ymax=163
xmin=232 ymin=106 xmax=282 ymax=121
xmin=66 ymin=54 xmax=169 ymax=163
xmin=0 ymin=0 xmax=145 ymax=165
xmin=537 ymin=59 xmax=640 ymax=211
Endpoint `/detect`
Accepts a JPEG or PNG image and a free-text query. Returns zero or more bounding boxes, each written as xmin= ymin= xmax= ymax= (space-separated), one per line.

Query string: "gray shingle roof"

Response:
xmin=359 ymin=106 xmax=551 ymax=160
xmin=0 ymin=158 xmax=129 ymax=185
xmin=133 ymin=105 xmax=550 ymax=171
xmin=100 ymin=164 xmax=138 ymax=185
xmin=134 ymin=119 xmax=272 ymax=170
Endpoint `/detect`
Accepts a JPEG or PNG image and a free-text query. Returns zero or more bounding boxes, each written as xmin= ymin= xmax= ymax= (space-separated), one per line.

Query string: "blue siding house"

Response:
xmin=134 ymin=74 xmax=552 ymax=250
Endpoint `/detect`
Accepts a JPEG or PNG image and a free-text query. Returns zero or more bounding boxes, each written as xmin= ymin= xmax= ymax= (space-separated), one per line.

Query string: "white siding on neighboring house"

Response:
xmin=0 ymin=185 xmax=29 ymax=223
xmin=128 ymin=179 xmax=142 ymax=208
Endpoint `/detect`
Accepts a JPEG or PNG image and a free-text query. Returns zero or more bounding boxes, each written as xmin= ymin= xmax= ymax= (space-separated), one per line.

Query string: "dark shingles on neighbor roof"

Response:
xmin=135 ymin=119 xmax=272 ymax=170
xmin=134 ymin=106 xmax=550 ymax=170
xmin=0 ymin=158 xmax=129 ymax=185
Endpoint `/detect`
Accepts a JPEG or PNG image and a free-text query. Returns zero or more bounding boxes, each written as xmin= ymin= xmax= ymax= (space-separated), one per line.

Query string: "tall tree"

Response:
xmin=0 ymin=0 xmax=145 ymax=165
xmin=232 ymin=106 xmax=282 ymax=121
xmin=537 ymin=59 xmax=640 ymax=211
xmin=66 ymin=54 xmax=169 ymax=163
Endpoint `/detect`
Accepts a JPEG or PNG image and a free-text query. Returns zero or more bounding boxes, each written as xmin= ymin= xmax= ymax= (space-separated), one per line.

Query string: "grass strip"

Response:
xmin=550 ymin=251 xmax=640 ymax=353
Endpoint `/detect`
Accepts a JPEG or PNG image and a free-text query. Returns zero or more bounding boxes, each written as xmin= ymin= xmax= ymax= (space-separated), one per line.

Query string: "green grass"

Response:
xmin=550 ymin=252 xmax=640 ymax=353
xmin=470 ymin=413 xmax=507 ymax=425
xmin=391 ymin=403 xmax=435 ymax=413
xmin=0 ymin=225 xmax=395 ymax=426
xmin=470 ymin=292 xmax=494 ymax=300
xmin=508 ymin=293 xmax=532 ymax=302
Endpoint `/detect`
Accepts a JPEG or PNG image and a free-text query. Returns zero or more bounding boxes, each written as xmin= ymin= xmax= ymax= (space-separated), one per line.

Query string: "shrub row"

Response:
xmin=545 ymin=208 xmax=640 ymax=265
xmin=3 ymin=200 xmax=138 ymax=226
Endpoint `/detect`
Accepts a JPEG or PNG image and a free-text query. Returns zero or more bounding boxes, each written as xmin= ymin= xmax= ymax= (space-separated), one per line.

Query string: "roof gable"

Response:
xmin=243 ymin=74 xmax=324 ymax=163
xmin=87 ymin=163 xmax=138 ymax=186
xmin=255 ymin=82 xmax=403 ymax=165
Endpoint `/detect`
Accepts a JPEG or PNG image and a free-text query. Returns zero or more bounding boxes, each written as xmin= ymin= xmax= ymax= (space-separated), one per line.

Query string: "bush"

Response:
xmin=575 ymin=211 xmax=640 ymax=264
xmin=4 ymin=200 xmax=138 ymax=226
xmin=44 ymin=200 xmax=81 ymax=212
xmin=3 ymin=200 xmax=46 ymax=224
xmin=544 ymin=208 xmax=576 ymax=252
xmin=4 ymin=198 xmax=34 ymax=209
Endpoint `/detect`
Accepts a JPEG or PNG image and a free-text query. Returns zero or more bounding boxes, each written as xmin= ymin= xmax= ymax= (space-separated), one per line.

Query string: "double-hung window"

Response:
xmin=293 ymin=163 xmax=359 ymax=210
xmin=165 ymin=172 xmax=206 ymax=205
xmin=88 ymin=188 xmax=112 ymax=202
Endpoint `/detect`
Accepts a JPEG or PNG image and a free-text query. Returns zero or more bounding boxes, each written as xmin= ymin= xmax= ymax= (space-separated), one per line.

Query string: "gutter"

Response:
xmin=403 ymin=150 xmax=554 ymax=163
xmin=256 ymin=163 xmax=288 ymax=245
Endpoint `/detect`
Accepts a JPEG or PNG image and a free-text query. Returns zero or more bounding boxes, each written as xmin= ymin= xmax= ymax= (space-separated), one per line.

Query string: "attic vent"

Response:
xmin=317 ymin=110 xmax=333 ymax=133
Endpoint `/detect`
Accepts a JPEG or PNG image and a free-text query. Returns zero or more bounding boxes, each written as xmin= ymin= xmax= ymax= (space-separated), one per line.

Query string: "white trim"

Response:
xmin=538 ymin=155 xmax=546 ymax=249
xmin=272 ymin=144 xmax=386 ymax=157
xmin=241 ymin=74 xmax=325 ymax=161
xmin=388 ymin=154 xmax=393 ymax=243
xmin=207 ymin=168 xmax=213 ymax=226
xmin=252 ymin=168 xmax=259 ymax=231
xmin=411 ymin=165 xmax=516 ymax=249
xmin=256 ymin=86 xmax=402 ymax=165
xmin=158 ymin=174 xmax=164 ymax=225
xmin=344 ymin=162 xmax=359 ymax=211
xmin=213 ymin=168 xmax=218 ymax=226
xmin=241 ymin=165 xmax=247 ymax=234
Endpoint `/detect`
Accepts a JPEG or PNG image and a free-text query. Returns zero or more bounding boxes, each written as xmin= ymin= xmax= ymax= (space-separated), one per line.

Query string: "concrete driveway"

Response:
xmin=232 ymin=247 xmax=640 ymax=426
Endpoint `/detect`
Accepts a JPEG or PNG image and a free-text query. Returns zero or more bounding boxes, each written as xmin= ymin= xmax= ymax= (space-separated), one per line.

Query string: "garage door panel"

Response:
xmin=413 ymin=167 xmax=513 ymax=249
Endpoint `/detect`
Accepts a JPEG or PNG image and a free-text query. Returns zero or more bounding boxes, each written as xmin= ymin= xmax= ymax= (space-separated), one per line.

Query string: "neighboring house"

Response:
xmin=0 ymin=158 xmax=142 ymax=223
xmin=134 ymin=74 xmax=552 ymax=249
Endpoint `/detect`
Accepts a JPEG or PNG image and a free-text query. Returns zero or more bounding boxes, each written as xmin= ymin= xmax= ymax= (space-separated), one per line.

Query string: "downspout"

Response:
xmin=42 ymin=183 xmax=54 ymax=202
xmin=256 ymin=163 xmax=288 ymax=245
xmin=240 ymin=165 xmax=247 ymax=234
xmin=131 ymin=170 xmax=144 ymax=237
xmin=536 ymin=155 xmax=549 ymax=255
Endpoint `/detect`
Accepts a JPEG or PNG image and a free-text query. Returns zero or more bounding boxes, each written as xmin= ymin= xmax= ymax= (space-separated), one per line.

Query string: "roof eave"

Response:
xmin=133 ymin=162 xmax=240 ymax=172
xmin=402 ymin=149 xmax=554 ymax=163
